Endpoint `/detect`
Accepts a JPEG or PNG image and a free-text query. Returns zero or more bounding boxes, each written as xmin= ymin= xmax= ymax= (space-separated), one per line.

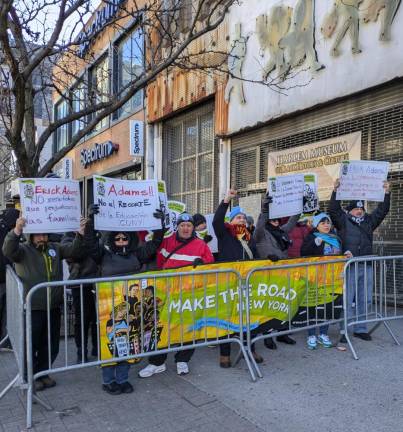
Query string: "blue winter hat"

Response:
xmin=229 ymin=206 xmax=246 ymax=221
xmin=176 ymin=213 xmax=194 ymax=226
xmin=312 ymin=212 xmax=331 ymax=228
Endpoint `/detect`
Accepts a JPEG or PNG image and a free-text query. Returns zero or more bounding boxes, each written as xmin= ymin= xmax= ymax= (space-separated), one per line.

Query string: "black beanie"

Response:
xmin=1 ymin=208 xmax=19 ymax=229
xmin=346 ymin=200 xmax=365 ymax=212
xmin=192 ymin=213 xmax=206 ymax=228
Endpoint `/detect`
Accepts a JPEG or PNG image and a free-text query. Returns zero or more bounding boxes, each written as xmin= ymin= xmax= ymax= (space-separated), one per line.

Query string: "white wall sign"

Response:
xmin=268 ymin=132 xmax=362 ymax=201
xmin=19 ymin=178 xmax=81 ymax=233
xmin=337 ymin=160 xmax=389 ymax=202
xmin=93 ymin=176 xmax=161 ymax=231
xmin=63 ymin=158 xmax=73 ymax=179
xmin=268 ymin=174 xmax=304 ymax=219
xmin=130 ymin=120 xmax=144 ymax=157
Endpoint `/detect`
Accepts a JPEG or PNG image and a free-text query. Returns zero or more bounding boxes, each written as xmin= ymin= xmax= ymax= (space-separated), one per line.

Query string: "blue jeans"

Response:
xmin=345 ymin=263 xmax=373 ymax=334
xmin=102 ymin=362 xmax=130 ymax=385
xmin=308 ymin=325 xmax=329 ymax=337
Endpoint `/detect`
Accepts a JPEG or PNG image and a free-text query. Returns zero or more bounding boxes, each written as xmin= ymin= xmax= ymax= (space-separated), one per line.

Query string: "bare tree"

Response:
xmin=0 ymin=0 xmax=243 ymax=179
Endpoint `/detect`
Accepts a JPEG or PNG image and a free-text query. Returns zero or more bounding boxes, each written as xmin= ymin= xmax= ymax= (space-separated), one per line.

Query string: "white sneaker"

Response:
xmin=307 ymin=335 xmax=317 ymax=350
xmin=317 ymin=334 xmax=332 ymax=348
xmin=138 ymin=363 xmax=166 ymax=378
xmin=176 ymin=362 xmax=189 ymax=376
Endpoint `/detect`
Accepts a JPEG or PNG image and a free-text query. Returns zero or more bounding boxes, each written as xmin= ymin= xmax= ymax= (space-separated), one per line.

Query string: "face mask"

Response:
xmin=196 ymin=229 xmax=208 ymax=240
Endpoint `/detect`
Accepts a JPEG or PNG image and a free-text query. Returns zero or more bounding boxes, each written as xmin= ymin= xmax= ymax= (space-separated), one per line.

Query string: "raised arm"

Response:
xmin=328 ymin=178 xmax=345 ymax=231
xmin=281 ymin=214 xmax=300 ymax=233
xmin=369 ymin=181 xmax=391 ymax=230
xmin=213 ymin=189 xmax=237 ymax=238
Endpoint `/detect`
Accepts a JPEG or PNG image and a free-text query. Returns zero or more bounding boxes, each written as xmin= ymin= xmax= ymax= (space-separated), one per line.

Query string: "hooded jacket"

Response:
xmin=2 ymin=230 xmax=84 ymax=310
xmin=329 ymin=191 xmax=390 ymax=256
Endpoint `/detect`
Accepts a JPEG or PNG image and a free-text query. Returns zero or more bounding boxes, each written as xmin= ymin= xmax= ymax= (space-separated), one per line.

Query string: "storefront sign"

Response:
xmin=93 ymin=176 xmax=161 ymax=231
xmin=337 ymin=160 xmax=390 ymax=202
xmin=62 ymin=158 xmax=73 ymax=179
xmin=268 ymin=174 xmax=304 ymax=219
xmin=130 ymin=120 xmax=144 ymax=157
xmin=80 ymin=141 xmax=119 ymax=168
xmin=268 ymin=132 xmax=361 ymax=201
xmin=19 ymin=178 xmax=81 ymax=233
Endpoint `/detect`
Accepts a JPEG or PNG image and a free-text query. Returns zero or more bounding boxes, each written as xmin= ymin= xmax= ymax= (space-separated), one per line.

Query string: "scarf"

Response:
xmin=224 ymin=223 xmax=251 ymax=242
xmin=350 ymin=215 xmax=365 ymax=225
xmin=313 ymin=232 xmax=341 ymax=253
xmin=265 ymin=224 xmax=290 ymax=251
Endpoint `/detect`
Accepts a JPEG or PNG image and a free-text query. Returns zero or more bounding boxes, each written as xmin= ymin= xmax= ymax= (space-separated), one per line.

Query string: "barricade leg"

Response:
xmin=0 ymin=334 xmax=9 ymax=348
xmin=0 ymin=374 xmax=19 ymax=400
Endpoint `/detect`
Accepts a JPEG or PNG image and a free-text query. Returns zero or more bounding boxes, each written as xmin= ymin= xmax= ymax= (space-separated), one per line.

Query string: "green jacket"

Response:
xmin=2 ymin=231 xmax=84 ymax=310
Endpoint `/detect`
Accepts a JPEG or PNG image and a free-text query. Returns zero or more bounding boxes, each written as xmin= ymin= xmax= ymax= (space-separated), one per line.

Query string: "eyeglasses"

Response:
xmin=114 ymin=235 xmax=128 ymax=241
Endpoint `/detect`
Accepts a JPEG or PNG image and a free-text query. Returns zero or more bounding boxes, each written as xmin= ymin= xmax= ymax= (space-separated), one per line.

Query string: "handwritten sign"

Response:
xmin=93 ymin=176 xmax=161 ymax=231
xmin=303 ymin=173 xmax=319 ymax=213
xmin=268 ymin=174 xmax=304 ymax=219
xmin=19 ymin=178 xmax=81 ymax=234
xmin=167 ymin=201 xmax=186 ymax=232
xmin=337 ymin=160 xmax=389 ymax=202
xmin=157 ymin=181 xmax=171 ymax=228
xmin=204 ymin=214 xmax=218 ymax=253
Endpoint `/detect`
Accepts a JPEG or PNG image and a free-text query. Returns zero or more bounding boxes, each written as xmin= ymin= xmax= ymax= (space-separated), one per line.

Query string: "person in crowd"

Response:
xmin=212 ymin=189 xmax=263 ymax=368
xmin=2 ymin=216 xmax=86 ymax=391
xmin=301 ymin=212 xmax=349 ymax=349
xmin=61 ymin=231 xmax=100 ymax=363
xmin=329 ymin=179 xmax=390 ymax=342
xmin=86 ymin=205 xmax=164 ymax=395
xmin=254 ymin=193 xmax=300 ymax=349
xmin=0 ymin=208 xmax=19 ymax=349
xmin=288 ymin=215 xmax=312 ymax=258
xmin=139 ymin=213 xmax=214 ymax=378
xmin=193 ymin=213 xmax=213 ymax=244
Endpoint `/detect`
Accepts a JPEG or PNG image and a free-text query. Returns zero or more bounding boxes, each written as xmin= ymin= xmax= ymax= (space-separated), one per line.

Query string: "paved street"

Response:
xmin=1 ymin=321 xmax=402 ymax=432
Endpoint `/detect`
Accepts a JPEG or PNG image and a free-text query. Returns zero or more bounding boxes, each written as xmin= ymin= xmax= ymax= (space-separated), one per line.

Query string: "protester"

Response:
xmin=301 ymin=212 xmax=348 ymax=349
xmin=86 ymin=205 xmax=164 ymax=395
xmin=246 ymin=216 xmax=255 ymax=235
xmin=329 ymin=179 xmax=390 ymax=342
xmin=288 ymin=215 xmax=312 ymax=258
xmin=254 ymin=193 xmax=300 ymax=349
xmin=61 ymin=231 xmax=100 ymax=363
xmin=0 ymin=208 xmax=19 ymax=349
xmin=2 ymin=216 xmax=86 ymax=391
xmin=212 ymin=189 xmax=262 ymax=368
xmin=139 ymin=213 xmax=214 ymax=378
xmin=193 ymin=213 xmax=213 ymax=244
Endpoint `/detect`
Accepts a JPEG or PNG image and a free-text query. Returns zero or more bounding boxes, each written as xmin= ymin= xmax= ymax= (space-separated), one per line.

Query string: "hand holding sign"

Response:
xmin=14 ymin=216 xmax=26 ymax=236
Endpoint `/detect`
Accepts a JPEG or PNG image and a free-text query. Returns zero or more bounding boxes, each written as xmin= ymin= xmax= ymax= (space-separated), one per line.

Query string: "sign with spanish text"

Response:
xmin=268 ymin=174 xmax=304 ymax=219
xmin=303 ymin=173 xmax=319 ymax=213
xmin=337 ymin=160 xmax=389 ymax=202
xmin=93 ymin=176 xmax=161 ymax=231
xmin=130 ymin=120 xmax=144 ymax=157
xmin=19 ymin=178 xmax=81 ymax=234
xmin=268 ymin=133 xmax=361 ymax=201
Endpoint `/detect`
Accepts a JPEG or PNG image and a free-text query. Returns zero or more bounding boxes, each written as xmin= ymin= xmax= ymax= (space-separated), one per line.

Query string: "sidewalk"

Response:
xmin=0 ymin=321 xmax=402 ymax=432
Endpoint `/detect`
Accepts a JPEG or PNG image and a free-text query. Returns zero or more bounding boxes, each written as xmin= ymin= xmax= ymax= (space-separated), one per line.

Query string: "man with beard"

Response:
xmin=2 ymin=216 xmax=86 ymax=391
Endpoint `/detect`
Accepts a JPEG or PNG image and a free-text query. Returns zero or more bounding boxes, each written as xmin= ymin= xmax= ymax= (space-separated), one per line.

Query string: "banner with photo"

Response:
xmin=97 ymin=256 xmax=345 ymax=361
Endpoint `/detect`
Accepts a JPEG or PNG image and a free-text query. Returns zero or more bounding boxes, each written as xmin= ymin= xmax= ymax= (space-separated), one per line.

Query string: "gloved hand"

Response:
xmin=193 ymin=258 xmax=204 ymax=268
xmin=262 ymin=193 xmax=273 ymax=212
xmin=267 ymin=254 xmax=279 ymax=262
xmin=153 ymin=209 xmax=165 ymax=228
xmin=88 ymin=204 xmax=100 ymax=218
xmin=203 ymin=234 xmax=213 ymax=244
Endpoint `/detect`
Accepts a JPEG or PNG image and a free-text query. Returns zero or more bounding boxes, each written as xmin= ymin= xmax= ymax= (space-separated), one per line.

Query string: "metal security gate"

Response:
xmin=163 ymin=102 xmax=219 ymax=215
xmin=231 ymin=81 xmax=403 ymax=298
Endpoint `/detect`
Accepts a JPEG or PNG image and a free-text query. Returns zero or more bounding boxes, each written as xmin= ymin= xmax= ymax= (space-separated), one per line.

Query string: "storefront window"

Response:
xmin=55 ymin=100 xmax=69 ymax=151
xmin=72 ymin=81 xmax=86 ymax=137
xmin=113 ymin=27 xmax=144 ymax=119
xmin=91 ymin=55 xmax=110 ymax=131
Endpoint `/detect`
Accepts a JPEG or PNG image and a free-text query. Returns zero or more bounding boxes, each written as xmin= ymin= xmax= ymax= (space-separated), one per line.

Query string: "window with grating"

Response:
xmin=163 ymin=103 xmax=219 ymax=215
xmin=231 ymin=104 xmax=403 ymax=257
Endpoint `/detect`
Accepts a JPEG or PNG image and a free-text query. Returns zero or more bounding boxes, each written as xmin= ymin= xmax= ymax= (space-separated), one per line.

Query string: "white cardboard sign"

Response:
xmin=267 ymin=174 xmax=304 ymax=219
xmin=303 ymin=173 xmax=319 ymax=213
xmin=337 ymin=160 xmax=389 ymax=202
xmin=93 ymin=176 xmax=161 ymax=231
xmin=204 ymin=213 xmax=218 ymax=253
xmin=19 ymin=178 xmax=81 ymax=233
xmin=167 ymin=200 xmax=186 ymax=232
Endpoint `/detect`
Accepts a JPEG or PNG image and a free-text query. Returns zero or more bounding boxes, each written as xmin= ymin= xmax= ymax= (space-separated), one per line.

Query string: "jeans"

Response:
xmin=308 ymin=325 xmax=329 ymax=337
xmin=149 ymin=349 xmax=194 ymax=366
xmin=102 ymin=362 xmax=130 ymax=384
xmin=344 ymin=263 xmax=373 ymax=334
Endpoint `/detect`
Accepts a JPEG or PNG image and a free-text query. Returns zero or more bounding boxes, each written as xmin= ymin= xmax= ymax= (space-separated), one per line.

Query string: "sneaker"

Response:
xmin=353 ymin=332 xmax=372 ymax=341
xmin=252 ymin=352 xmax=263 ymax=364
xmin=119 ymin=381 xmax=134 ymax=394
xmin=34 ymin=379 xmax=45 ymax=392
xmin=317 ymin=334 xmax=332 ymax=348
xmin=102 ymin=382 xmax=122 ymax=395
xmin=40 ymin=375 xmax=56 ymax=388
xmin=138 ymin=363 xmax=166 ymax=378
xmin=307 ymin=335 xmax=317 ymax=350
xmin=219 ymin=356 xmax=231 ymax=368
xmin=176 ymin=362 xmax=189 ymax=376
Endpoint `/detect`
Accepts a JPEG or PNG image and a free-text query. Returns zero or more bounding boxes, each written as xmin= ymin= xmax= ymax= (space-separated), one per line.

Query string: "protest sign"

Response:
xmin=337 ymin=160 xmax=389 ymax=202
xmin=303 ymin=173 xmax=319 ymax=213
xmin=19 ymin=178 xmax=81 ymax=234
xmin=201 ymin=214 xmax=218 ymax=253
xmin=93 ymin=176 xmax=161 ymax=231
xmin=268 ymin=174 xmax=304 ymax=219
xmin=157 ymin=181 xmax=171 ymax=228
xmin=167 ymin=200 xmax=186 ymax=232
xmin=239 ymin=194 xmax=261 ymax=224
xmin=97 ymin=256 xmax=345 ymax=360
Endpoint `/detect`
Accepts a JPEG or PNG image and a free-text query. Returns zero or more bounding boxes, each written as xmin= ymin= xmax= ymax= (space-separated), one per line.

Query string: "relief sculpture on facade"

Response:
xmin=225 ymin=23 xmax=248 ymax=104
xmin=363 ymin=0 xmax=402 ymax=41
xmin=321 ymin=0 xmax=363 ymax=57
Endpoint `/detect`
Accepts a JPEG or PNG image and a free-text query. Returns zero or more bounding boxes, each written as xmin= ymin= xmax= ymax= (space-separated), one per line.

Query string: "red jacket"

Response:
xmin=157 ymin=233 xmax=214 ymax=270
xmin=288 ymin=223 xmax=312 ymax=258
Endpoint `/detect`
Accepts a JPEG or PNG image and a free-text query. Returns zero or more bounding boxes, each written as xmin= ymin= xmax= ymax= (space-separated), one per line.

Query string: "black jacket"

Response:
xmin=329 ymin=191 xmax=390 ymax=256
xmin=212 ymin=201 xmax=257 ymax=262
xmin=0 ymin=209 xmax=19 ymax=283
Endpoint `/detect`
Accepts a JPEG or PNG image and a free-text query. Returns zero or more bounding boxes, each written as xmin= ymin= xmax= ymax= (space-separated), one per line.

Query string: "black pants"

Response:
xmin=149 ymin=349 xmax=195 ymax=366
xmin=0 ymin=283 xmax=6 ymax=341
xmin=31 ymin=309 xmax=61 ymax=374
xmin=72 ymin=285 xmax=98 ymax=356
xmin=219 ymin=329 xmax=259 ymax=357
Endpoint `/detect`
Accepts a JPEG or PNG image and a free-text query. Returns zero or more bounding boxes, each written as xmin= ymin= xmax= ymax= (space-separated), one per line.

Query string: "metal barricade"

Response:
xmin=244 ymin=258 xmax=347 ymax=378
xmin=25 ymin=268 xmax=253 ymax=429
xmin=0 ymin=266 xmax=26 ymax=400
xmin=342 ymin=255 xmax=403 ymax=360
